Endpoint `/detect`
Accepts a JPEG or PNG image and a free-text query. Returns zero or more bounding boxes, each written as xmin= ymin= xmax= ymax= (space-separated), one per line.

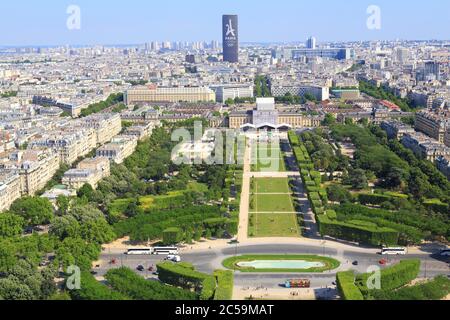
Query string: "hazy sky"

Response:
xmin=0 ymin=0 xmax=449 ymax=45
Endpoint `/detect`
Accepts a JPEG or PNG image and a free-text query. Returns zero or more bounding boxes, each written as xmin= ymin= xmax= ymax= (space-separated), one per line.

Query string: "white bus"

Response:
xmin=126 ymin=248 xmax=153 ymax=255
xmin=381 ymin=247 xmax=407 ymax=255
xmin=152 ymin=246 xmax=178 ymax=255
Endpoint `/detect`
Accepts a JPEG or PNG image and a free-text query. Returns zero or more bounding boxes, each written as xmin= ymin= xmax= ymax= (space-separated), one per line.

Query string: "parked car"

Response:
xmin=136 ymin=265 xmax=145 ymax=272
xmin=166 ymin=255 xmax=181 ymax=263
xmin=352 ymin=261 xmax=359 ymax=266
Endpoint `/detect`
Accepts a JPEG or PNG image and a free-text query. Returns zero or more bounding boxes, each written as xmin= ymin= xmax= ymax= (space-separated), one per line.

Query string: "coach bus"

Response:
xmin=152 ymin=246 xmax=179 ymax=255
xmin=126 ymin=248 xmax=153 ymax=255
xmin=380 ymin=247 xmax=407 ymax=255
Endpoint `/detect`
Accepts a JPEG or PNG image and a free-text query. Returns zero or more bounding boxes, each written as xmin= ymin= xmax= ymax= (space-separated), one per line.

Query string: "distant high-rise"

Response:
xmin=306 ymin=36 xmax=316 ymax=49
xmin=222 ymin=15 xmax=239 ymax=63
xmin=424 ymin=61 xmax=441 ymax=81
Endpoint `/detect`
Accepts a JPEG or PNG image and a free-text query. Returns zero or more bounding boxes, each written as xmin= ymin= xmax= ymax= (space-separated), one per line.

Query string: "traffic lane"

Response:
xmin=234 ymin=273 xmax=337 ymax=289
xmin=94 ymin=254 xmax=167 ymax=277
xmin=221 ymin=244 xmax=339 ymax=257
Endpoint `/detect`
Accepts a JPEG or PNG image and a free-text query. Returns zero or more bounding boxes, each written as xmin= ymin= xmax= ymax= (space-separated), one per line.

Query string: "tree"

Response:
xmin=79 ymin=219 xmax=116 ymax=244
xmin=0 ymin=241 xmax=17 ymax=273
xmin=50 ymin=216 xmax=80 ymax=240
xmin=10 ymin=197 xmax=54 ymax=226
xmin=383 ymin=167 xmax=406 ymax=190
xmin=0 ymin=277 xmax=34 ymax=300
xmin=225 ymin=98 xmax=234 ymax=106
xmin=0 ymin=213 xmax=25 ymax=238
xmin=77 ymin=184 xmax=94 ymax=200
xmin=56 ymin=195 xmax=70 ymax=215
xmin=124 ymin=200 xmax=144 ymax=218
xmin=347 ymin=169 xmax=368 ymax=190
xmin=322 ymin=113 xmax=337 ymax=126
xmin=327 ymin=185 xmax=353 ymax=203
xmin=162 ymin=228 xmax=182 ymax=245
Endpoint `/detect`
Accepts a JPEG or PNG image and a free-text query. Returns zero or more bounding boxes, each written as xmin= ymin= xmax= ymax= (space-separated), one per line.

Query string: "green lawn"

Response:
xmin=253 ymin=156 xmax=286 ymax=172
xmin=249 ymin=212 xmax=299 ymax=237
xmin=252 ymin=177 xmax=291 ymax=194
xmin=222 ymin=255 xmax=341 ymax=273
xmin=108 ymin=182 xmax=208 ymax=214
xmin=250 ymin=194 xmax=295 ymax=212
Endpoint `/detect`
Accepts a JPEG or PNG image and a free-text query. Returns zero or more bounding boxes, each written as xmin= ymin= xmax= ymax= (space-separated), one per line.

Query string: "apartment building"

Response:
xmin=78 ymin=113 xmax=122 ymax=145
xmin=380 ymin=121 xmax=416 ymax=140
xmin=0 ymin=172 xmax=21 ymax=212
xmin=30 ymin=128 xmax=97 ymax=166
xmin=62 ymin=157 xmax=110 ymax=190
xmin=402 ymin=132 xmax=450 ymax=162
xmin=123 ymin=123 xmax=154 ymax=141
xmin=124 ymin=86 xmax=216 ymax=105
xmin=96 ymin=136 xmax=138 ymax=164
xmin=415 ymin=110 xmax=450 ymax=143
xmin=445 ymin=129 xmax=450 ymax=148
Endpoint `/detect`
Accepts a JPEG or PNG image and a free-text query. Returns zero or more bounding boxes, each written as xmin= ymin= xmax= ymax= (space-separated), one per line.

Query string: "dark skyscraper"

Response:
xmin=222 ymin=15 xmax=239 ymax=63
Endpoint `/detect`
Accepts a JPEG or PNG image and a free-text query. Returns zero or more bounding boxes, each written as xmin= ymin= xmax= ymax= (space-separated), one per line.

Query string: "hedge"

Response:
xmin=317 ymin=214 xmax=399 ymax=246
xmin=358 ymin=193 xmax=394 ymax=206
xmin=288 ymin=131 xmax=301 ymax=147
xmin=326 ymin=210 xmax=337 ymax=220
xmin=369 ymin=276 xmax=450 ymax=300
xmin=105 ymin=267 xmax=196 ymax=300
xmin=200 ymin=276 xmax=217 ymax=300
xmin=336 ymin=271 xmax=364 ymax=300
xmin=356 ymin=260 xmax=421 ymax=294
xmin=213 ymin=270 xmax=234 ymax=300
xmin=309 ymin=192 xmax=321 ymax=201
xmin=423 ymin=199 xmax=449 ymax=214
xmin=70 ymin=272 xmax=130 ymax=300
xmin=157 ymin=262 xmax=216 ymax=300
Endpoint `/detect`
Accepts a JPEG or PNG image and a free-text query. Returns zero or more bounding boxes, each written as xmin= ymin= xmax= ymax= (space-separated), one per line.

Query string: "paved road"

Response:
xmin=95 ymin=243 xmax=450 ymax=289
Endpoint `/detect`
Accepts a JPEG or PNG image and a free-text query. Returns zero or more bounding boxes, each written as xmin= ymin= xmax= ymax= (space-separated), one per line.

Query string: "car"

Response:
xmin=136 ymin=265 xmax=145 ymax=272
xmin=379 ymin=259 xmax=387 ymax=265
xmin=166 ymin=255 xmax=181 ymax=262
xmin=90 ymin=271 xmax=98 ymax=275
xmin=440 ymin=250 xmax=450 ymax=257
xmin=352 ymin=261 xmax=359 ymax=266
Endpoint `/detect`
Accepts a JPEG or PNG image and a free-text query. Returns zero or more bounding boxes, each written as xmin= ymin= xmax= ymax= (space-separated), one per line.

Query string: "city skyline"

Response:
xmin=0 ymin=0 xmax=450 ymax=46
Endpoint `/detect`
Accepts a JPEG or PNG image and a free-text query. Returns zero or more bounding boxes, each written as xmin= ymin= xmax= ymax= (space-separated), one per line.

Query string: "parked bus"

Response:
xmin=380 ymin=247 xmax=407 ymax=255
xmin=152 ymin=246 xmax=178 ymax=255
xmin=126 ymin=248 xmax=153 ymax=255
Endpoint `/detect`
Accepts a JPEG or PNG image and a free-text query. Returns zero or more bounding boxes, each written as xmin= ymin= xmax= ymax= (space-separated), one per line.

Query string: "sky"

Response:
xmin=0 ymin=0 xmax=449 ymax=46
